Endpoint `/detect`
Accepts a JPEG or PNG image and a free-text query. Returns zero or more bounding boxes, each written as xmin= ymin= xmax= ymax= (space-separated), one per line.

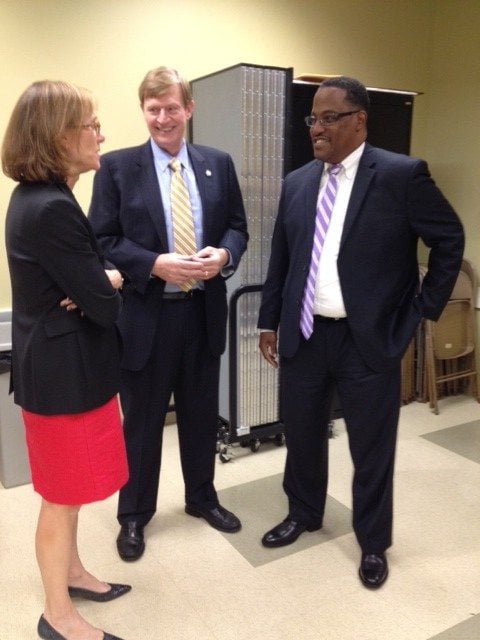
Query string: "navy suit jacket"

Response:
xmin=5 ymin=182 xmax=121 ymax=414
xmin=89 ymin=141 xmax=248 ymax=370
xmin=258 ymin=143 xmax=465 ymax=372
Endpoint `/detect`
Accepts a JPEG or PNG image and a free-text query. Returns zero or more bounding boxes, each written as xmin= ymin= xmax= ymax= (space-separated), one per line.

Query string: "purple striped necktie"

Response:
xmin=300 ymin=163 xmax=343 ymax=340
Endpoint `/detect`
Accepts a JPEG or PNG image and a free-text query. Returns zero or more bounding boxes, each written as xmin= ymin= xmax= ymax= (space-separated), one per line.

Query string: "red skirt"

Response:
xmin=22 ymin=396 xmax=128 ymax=505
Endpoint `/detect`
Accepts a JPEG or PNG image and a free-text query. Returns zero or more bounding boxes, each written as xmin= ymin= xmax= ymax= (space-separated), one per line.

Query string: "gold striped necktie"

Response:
xmin=169 ymin=158 xmax=197 ymax=291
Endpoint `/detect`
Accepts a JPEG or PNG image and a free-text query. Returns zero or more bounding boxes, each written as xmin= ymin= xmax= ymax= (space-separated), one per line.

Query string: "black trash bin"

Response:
xmin=0 ymin=350 xmax=11 ymax=374
xmin=0 ymin=349 xmax=31 ymax=488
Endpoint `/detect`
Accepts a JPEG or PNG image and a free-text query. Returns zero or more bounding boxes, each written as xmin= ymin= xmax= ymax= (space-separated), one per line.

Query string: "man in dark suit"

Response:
xmin=258 ymin=76 xmax=464 ymax=587
xmin=89 ymin=66 xmax=248 ymax=561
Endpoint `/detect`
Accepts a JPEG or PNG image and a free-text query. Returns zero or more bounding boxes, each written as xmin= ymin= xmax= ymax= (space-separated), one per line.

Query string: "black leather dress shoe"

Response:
xmin=116 ymin=522 xmax=145 ymax=561
xmin=38 ymin=614 xmax=126 ymax=640
xmin=185 ymin=504 xmax=241 ymax=532
xmin=262 ymin=518 xmax=322 ymax=548
xmin=38 ymin=616 xmax=66 ymax=640
xmin=358 ymin=553 xmax=389 ymax=588
xmin=68 ymin=582 xmax=132 ymax=602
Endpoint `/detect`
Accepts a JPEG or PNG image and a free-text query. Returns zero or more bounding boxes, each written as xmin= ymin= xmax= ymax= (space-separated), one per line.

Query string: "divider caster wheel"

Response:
xmin=219 ymin=446 xmax=231 ymax=463
xmin=274 ymin=433 xmax=285 ymax=446
xmin=250 ymin=438 xmax=261 ymax=453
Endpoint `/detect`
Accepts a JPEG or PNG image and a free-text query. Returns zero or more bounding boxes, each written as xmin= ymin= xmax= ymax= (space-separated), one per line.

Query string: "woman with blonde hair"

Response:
xmin=3 ymin=80 xmax=130 ymax=640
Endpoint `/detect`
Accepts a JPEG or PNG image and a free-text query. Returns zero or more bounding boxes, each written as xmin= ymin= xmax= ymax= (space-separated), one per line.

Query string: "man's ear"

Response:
xmin=185 ymin=99 xmax=195 ymax=120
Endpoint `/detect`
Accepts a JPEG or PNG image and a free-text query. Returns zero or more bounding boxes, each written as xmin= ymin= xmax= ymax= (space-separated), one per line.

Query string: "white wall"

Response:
xmin=1 ymin=0 xmax=478 ymax=315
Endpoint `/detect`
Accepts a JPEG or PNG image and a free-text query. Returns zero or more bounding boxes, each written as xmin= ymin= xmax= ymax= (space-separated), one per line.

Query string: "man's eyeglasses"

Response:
xmin=304 ymin=111 xmax=361 ymax=128
xmin=81 ymin=121 xmax=101 ymax=135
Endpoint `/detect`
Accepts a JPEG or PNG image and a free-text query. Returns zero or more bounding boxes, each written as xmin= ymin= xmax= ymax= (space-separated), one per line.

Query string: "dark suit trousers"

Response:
xmin=280 ymin=318 xmax=400 ymax=554
xmin=117 ymin=294 xmax=220 ymax=527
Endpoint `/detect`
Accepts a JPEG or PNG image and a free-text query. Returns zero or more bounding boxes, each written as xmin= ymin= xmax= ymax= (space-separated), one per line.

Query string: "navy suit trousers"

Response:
xmin=280 ymin=317 xmax=400 ymax=553
xmin=117 ymin=295 xmax=220 ymax=527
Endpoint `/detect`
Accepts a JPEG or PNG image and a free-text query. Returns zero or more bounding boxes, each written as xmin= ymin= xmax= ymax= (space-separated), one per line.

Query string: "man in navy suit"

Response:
xmin=89 ymin=67 xmax=248 ymax=560
xmin=258 ymin=76 xmax=464 ymax=587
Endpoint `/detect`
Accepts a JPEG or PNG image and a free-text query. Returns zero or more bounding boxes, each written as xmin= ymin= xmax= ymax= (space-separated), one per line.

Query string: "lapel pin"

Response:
xmin=205 ymin=169 xmax=212 ymax=177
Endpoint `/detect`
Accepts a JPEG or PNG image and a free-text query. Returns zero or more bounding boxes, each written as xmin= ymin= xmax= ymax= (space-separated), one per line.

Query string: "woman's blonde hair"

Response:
xmin=1 ymin=80 xmax=95 ymax=183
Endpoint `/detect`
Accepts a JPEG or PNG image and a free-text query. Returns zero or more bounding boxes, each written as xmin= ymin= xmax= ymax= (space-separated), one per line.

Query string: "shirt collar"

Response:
xmin=150 ymin=139 xmax=190 ymax=173
xmin=325 ymin=141 xmax=365 ymax=180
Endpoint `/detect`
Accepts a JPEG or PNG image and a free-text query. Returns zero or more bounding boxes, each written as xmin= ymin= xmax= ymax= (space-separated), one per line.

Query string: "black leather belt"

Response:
xmin=162 ymin=289 xmax=204 ymax=301
xmin=314 ymin=315 xmax=347 ymax=322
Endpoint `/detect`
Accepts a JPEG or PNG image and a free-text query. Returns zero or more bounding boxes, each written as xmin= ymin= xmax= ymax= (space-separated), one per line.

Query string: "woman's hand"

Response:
xmin=59 ymin=297 xmax=77 ymax=312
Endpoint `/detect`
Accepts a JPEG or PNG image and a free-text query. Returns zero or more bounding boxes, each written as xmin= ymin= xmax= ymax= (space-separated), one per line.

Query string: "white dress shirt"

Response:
xmin=313 ymin=143 xmax=365 ymax=318
xmin=150 ymin=138 xmax=232 ymax=290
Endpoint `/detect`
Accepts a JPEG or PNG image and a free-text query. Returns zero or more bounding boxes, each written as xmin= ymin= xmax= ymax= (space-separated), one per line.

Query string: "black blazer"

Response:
xmin=258 ymin=144 xmax=465 ymax=372
xmin=89 ymin=141 xmax=248 ymax=370
xmin=5 ymin=182 xmax=121 ymax=414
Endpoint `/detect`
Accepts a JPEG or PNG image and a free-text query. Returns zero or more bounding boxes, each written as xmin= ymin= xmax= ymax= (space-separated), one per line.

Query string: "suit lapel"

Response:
xmin=187 ymin=144 xmax=210 ymax=241
xmin=340 ymin=145 xmax=376 ymax=247
xmin=304 ymin=161 xmax=323 ymax=238
xmin=136 ymin=142 xmax=169 ymax=250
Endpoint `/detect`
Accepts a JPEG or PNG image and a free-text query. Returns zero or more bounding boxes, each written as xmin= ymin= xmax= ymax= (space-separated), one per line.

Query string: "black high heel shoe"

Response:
xmin=38 ymin=614 xmax=126 ymax=640
xmin=68 ymin=582 xmax=131 ymax=602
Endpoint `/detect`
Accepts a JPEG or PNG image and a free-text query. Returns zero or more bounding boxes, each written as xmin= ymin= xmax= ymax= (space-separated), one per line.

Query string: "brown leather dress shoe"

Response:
xmin=116 ymin=522 xmax=145 ymax=561
xmin=262 ymin=518 xmax=322 ymax=548
xmin=359 ymin=553 xmax=389 ymax=588
xmin=185 ymin=504 xmax=241 ymax=532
